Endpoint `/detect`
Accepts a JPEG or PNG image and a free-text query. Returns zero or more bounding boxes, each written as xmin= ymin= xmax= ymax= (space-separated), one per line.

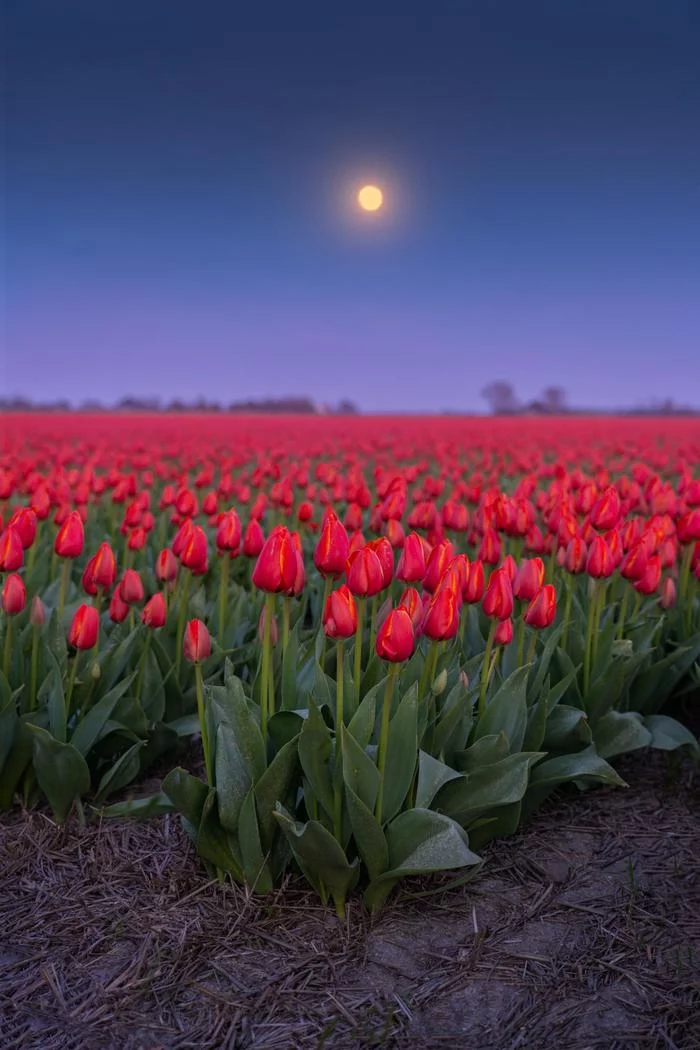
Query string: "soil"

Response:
xmin=1 ymin=749 xmax=699 ymax=1050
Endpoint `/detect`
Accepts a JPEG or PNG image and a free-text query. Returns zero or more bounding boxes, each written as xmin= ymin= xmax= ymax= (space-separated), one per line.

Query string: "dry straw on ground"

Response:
xmin=1 ymin=750 xmax=699 ymax=1050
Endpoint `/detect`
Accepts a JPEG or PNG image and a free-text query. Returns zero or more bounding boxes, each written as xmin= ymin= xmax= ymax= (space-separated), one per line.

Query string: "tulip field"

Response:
xmin=1 ymin=412 xmax=699 ymax=925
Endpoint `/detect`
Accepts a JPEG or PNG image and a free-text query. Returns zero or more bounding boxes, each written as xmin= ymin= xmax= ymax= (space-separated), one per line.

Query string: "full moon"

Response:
xmin=357 ymin=184 xmax=384 ymax=212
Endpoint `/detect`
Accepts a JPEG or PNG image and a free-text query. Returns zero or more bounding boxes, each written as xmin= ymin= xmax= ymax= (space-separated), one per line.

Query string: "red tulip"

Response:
xmin=142 ymin=592 xmax=167 ymax=628
xmin=109 ymin=584 xmax=129 ymax=624
xmin=524 ymin=585 xmax=557 ymax=628
xmin=183 ymin=619 xmax=211 ymax=663
xmin=1 ymin=573 xmax=26 ymax=615
xmin=68 ymin=604 xmax=99 ymax=649
xmin=590 ymin=486 xmax=622 ymax=531
xmin=376 ymin=607 xmax=415 ymax=662
xmin=398 ymin=587 xmax=423 ymax=627
xmin=482 ymin=567 xmax=514 ymax=620
xmin=633 ymin=555 xmax=662 ymax=596
xmin=366 ymin=537 xmax=394 ymax=589
xmin=422 ymin=583 xmax=460 ymax=641
xmin=513 ymin=558 xmax=545 ymax=601
xmin=216 ymin=509 xmax=242 ymax=553
xmin=0 ymin=527 xmax=24 ymax=571
xmin=347 ymin=546 xmax=384 ymax=597
xmin=91 ymin=542 xmax=118 ymax=591
xmin=659 ymin=577 xmax=676 ymax=609
xmin=564 ymin=536 xmax=587 ymax=574
xmin=494 ymin=617 xmax=513 ymax=646
xmin=30 ymin=594 xmax=46 ymax=627
xmin=243 ymin=518 xmax=265 ymax=558
xmin=7 ymin=507 xmax=37 ymax=549
xmin=463 ymin=560 xmax=485 ymax=603
xmin=313 ymin=509 xmax=349 ymax=578
xmin=586 ymin=535 xmax=615 ymax=578
xmin=120 ymin=569 xmax=145 ymax=605
xmin=620 ymin=543 xmax=648 ymax=582
xmin=396 ymin=532 xmax=427 ymax=583
xmin=155 ymin=548 xmax=179 ymax=583
xmin=252 ymin=526 xmax=297 ymax=593
xmin=179 ymin=525 xmax=208 ymax=575
xmin=323 ymin=585 xmax=358 ymax=638
xmin=423 ymin=540 xmax=454 ymax=593
xmin=54 ymin=510 xmax=85 ymax=559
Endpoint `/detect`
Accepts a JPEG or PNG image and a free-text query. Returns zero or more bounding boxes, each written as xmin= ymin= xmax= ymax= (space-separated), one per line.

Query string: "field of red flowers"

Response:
xmin=1 ymin=412 xmax=699 ymax=1047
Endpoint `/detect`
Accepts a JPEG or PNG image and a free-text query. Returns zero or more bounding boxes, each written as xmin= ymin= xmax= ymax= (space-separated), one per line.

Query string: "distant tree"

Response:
xmin=336 ymin=400 xmax=359 ymax=415
xmin=481 ymin=381 xmax=519 ymax=415
xmin=541 ymin=386 xmax=568 ymax=413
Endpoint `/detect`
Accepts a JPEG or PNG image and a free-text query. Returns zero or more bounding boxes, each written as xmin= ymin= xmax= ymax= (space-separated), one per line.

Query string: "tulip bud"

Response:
xmin=54 ymin=510 xmax=85 ymax=559
xmin=366 ymin=537 xmax=394 ymax=589
xmin=179 ymin=525 xmax=209 ymax=575
xmin=109 ymin=584 xmax=129 ymax=624
xmin=243 ymin=518 xmax=265 ymax=558
xmin=0 ymin=527 xmax=24 ymax=572
xmin=183 ymin=619 xmax=211 ymax=663
xmin=347 ymin=546 xmax=384 ymax=597
xmin=513 ymin=558 xmax=545 ymax=601
xmin=257 ymin=605 xmax=279 ymax=645
xmin=376 ymin=607 xmax=415 ymax=662
xmin=1 ymin=573 xmax=26 ymax=615
xmin=432 ymin=668 xmax=448 ymax=696
xmin=8 ymin=507 xmax=37 ymax=549
xmin=396 ymin=532 xmax=427 ymax=584
xmin=422 ymin=583 xmax=460 ymax=641
xmin=323 ymin=585 xmax=358 ymax=639
xmin=313 ymin=509 xmax=349 ymax=578
xmin=586 ymin=535 xmax=615 ymax=579
xmin=156 ymin=548 xmax=179 ymax=584
xmin=30 ymin=594 xmax=46 ymax=627
xmin=120 ymin=569 xmax=145 ymax=605
xmin=659 ymin=576 xmax=676 ymax=609
xmin=91 ymin=660 xmax=101 ymax=681
xmin=482 ymin=567 xmax=514 ymax=621
xmin=142 ymin=592 xmax=167 ymax=628
xmin=68 ymin=604 xmax=100 ymax=650
xmin=524 ymin=585 xmax=557 ymax=629
xmin=494 ymin=618 xmax=514 ymax=646
xmin=252 ymin=527 xmax=298 ymax=593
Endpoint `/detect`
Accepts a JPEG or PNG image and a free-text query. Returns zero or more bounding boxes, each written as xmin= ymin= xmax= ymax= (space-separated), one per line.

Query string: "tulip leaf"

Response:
xmin=431 ymin=679 xmax=474 ymax=762
xmin=70 ymin=672 xmax=137 ymax=756
xmin=592 ymin=710 xmax=652 ymax=760
xmin=281 ymin=619 xmax=300 ymax=710
xmin=364 ymin=809 xmax=481 ymax=912
xmin=632 ymin=643 xmax=700 ymax=715
xmin=436 ymin=751 xmax=544 ymax=825
xmin=273 ymin=804 xmax=360 ymax=900
xmin=28 ymin=725 xmax=91 ymax=821
xmin=238 ymin=787 xmax=273 ymax=892
xmin=415 ymin=749 xmax=463 ymax=809
xmin=454 ymin=732 xmax=509 ymax=772
xmin=527 ymin=624 xmax=564 ymax=703
xmin=380 ymin=684 xmax=418 ymax=824
xmin=166 ymin=714 xmax=201 ymax=737
xmin=215 ymin=722 xmax=253 ymax=830
xmin=347 ymin=678 xmax=383 ymax=749
xmin=268 ymin=710 xmax=304 ymax=750
xmin=162 ymin=766 xmax=208 ymax=825
xmin=254 ymin=735 xmax=300 ymax=851
xmin=98 ymin=626 xmax=140 ymax=694
xmin=341 ymin=724 xmax=380 ymax=812
xmin=38 ymin=645 xmax=66 ymax=743
xmin=213 ymin=673 xmax=266 ymax=781
xmin=467 ymin=801 xmax=523 ymax=850
xmin=642 ymin=715 xmax=700 ymax=756
xmin=162 ymin=767 xmax=243 ymax=878
xmin=344 ymin=783 xmax=389 ymax=881
xmin=528 ymin=744 xmax=627 ymax=790
xmin=297 ymin=698 xmax=335 ymax=820
xmin=522 ymin=696 xmax=548 ymax=752
xmin=0 ymin=717 xmax=33 ymax=810
xmin=543 ymin=705 xmax=592 ymax=752
xmin=474 ymin=665 xmax=530 ymax=753
xmin=98 ymin=791 xmax=175 ymax=819
xmin=140 ymin=649 xmax=166 ymax=723
xmin=93 ymin=741 xmax=144 ymax=804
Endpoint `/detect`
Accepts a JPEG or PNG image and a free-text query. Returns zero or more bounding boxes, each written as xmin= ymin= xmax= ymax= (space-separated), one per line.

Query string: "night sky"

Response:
xmin=5 ymin=1 xmax=700 ymax=412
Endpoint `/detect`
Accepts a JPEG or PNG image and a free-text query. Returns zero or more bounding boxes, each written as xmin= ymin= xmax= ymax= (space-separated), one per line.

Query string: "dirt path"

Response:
xmin=1 ymin=751 xmax=698 ymax=1050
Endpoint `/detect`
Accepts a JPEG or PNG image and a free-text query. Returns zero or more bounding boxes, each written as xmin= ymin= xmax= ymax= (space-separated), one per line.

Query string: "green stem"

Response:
xmin=333 ymin=641 xmax=345 ymax=844
xmin=259 ymin=592 xmax=274 ymax=741
xmin=282 ymin=596 xmax=290 ymax=656
xmin=30 ymin=626 xmax=40 ymax=711
xmin=66 ymin=654 xmax=79 ymax=718
xmin=418 ymin=640 xmax=439 ymax=701
xmin=368 ymin=595 xmax=379 ymax=658
xmin=591 ymin=581 xmax=607 ymax=669
xmin=58 ymin=559 xmax=70 ymax=623
xmin=195 ymin=664 xmax=212 ymax=785
xmin=516 ymin=613 xmax=525 ymax=666
xmin=3 ymin=617 xmax=12 ymax=683
xmin=218 ymin=555 xmax=230 ymax=641
xmin=375 ymin=663 xmax=398 ymax=822
xmin=319 ymin=576 xmax=332 ymax=667
xmin=478 ymin=620 xmax=497 ymax=718
xmin=135 ymin=630 xmax=152 ymax=702
xmin=616 ymin=585 xmax=629 ymax=641
xmin=353 ymin=598 xmax=366 ymax=699
xmin=583 ymin=579 xmax=598 ymax=697
xmin=174 ymin=569 xmax=191 ymax=679
xmin=561 ymin=579 xmax=572 ymax=651
xmin=526 ymin=630 xmax=537 ymax=666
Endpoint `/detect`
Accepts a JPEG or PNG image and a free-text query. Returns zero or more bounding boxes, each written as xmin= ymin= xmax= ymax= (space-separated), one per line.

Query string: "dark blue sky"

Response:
xmin=4 ymin=0 xmax=700 ymax=411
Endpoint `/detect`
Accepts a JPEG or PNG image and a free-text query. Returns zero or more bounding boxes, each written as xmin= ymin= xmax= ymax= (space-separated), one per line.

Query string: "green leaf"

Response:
xmin=529 ymin=744 xmax=627 ymax=791
xmin=543 ymin=705 xmax=593 ymax=752
xmin=643 ymin=715 xmax=700 ymax=756
xmin=344 ymin=783 xmax=389 ymax=881
xmin=162 ymin=766 xmax=208 ymax=826
xmin=593 ymin=710 xmax=652 ymax=760
xmin=70 ymin=673 xmax=137 ymax=756
xmin=0 ymin=718 xmax=33 ymax=810
xmin=163 ymin=767 xmax=243 ymax=877
xmin=474 ymin=665 xmax=530 ymax=753
xmin=268 ymin=711 xmax=304 ymax=751
xmin=93 ymin=742 xmax=144 ymax=805
xmin=38 ymin=645 xmax=66 ymax=743
xmin=341 ymin=724 xmax=380 ymax=812
xmin=98 ymin=791 xmax=175 ymax=819
xmin=254 ymin=735 xmax=300 ymax=853
xmin=632 ymin=643 xmax=700 ymax=715
xmin=215 ymin=722 xmax=253 ymax=831
xmin=415 ymin=750 xmax=463 ymax=809
xmin=522 ymin=697 xmax=548 ymax=752
xmin=346 ymin=678 xmax=382 ymax=749
xmin=238 ymin=787 xmax=273 ymax=892
xmin=166 ymin=714 xmax=201 ymax=737
xmin=140 ymin=648 xmax=165 ymax=723
xmin=431 ymin=678 xmax=474 ymax=762
xmin=527 ymin=624 xmax=564 ymax=702
xmin=214 ymin=674 xmax=266 ymax=781
xmin=364 ymin=809 xmax=481 ymax=912
xmin=381 ymin=684 xmax=418 ymax=824
xmin=436 ymin=752 xmax=544 ymax=825
xmin=297 ymin=698 xmax=335 ymax=820
xmin=273 ymin=804 xmax=360 ymax=899
xmin=28 ymin=725 xmax=91 ymax=821
xmin=98 ymin=626 xmax=140 ymax=694
xmin=281 ymin=619 xmax=300 ymax=710
xmin=467 ymin=801 xmax=522 ymax=851
xmin=454 ymin=732 xmax=510 ymax=772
